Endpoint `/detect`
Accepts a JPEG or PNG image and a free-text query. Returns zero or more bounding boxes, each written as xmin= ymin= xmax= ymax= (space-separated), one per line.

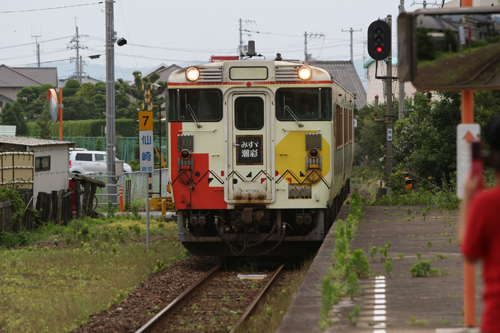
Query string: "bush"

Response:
xmin=0 ymin=187 xmax=25 ymax=227
xmin=470 ymin=40 xmax=488 ymax=48
xmin=410 ymin=260 xmax=431 ymax=277
xmin=348 ymin=249 xmax=370 ymax=279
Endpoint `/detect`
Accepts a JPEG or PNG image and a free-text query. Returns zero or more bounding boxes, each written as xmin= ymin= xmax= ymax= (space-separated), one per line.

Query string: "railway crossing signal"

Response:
xmin=368 ymin=20 xmax=391 ymax=61
xmin=142 ymin=83 xmax=154 ymax=111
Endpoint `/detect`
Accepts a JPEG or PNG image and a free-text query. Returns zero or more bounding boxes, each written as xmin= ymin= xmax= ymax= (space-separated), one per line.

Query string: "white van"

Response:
xmin=69 ymin=149 xmax=132 ymax=175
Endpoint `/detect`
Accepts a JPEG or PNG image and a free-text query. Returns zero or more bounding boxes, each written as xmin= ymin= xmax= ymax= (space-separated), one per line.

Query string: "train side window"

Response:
xmin=235 ymin=97 xmax=264 ymax=130
xmin=349 ymin=110 xmax=353 ymax=142
xmin=335 ymin=105 xmax=343 ymax=148
xmin=344 ymin=108 xmax=348 ymax=145
xmin=168 ymin=89 xmax=222 ymax=122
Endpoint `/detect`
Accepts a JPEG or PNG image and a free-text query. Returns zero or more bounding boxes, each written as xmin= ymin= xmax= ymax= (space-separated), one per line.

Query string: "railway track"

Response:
xmin=136 ymin=263 xmax=285 ymax=333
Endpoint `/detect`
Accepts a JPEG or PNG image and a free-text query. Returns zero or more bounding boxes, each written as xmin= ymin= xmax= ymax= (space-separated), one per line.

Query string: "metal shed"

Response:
xmin=0 ymin=136 xmax=75 ymax=205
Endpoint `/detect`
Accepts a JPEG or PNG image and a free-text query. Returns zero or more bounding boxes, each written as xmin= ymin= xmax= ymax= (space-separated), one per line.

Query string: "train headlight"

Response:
xmin=181 ymin=149 xmax=191 ymax=159
xmin=308 ymin=148 xmax=319 ymax=158
xmin=298 ymin=66 xmax=312 ymax=80
xmin=186 ymin=67 xmax=200 ymax=82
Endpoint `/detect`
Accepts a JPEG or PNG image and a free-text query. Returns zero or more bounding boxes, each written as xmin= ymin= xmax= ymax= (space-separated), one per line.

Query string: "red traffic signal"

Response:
xmin=368 ymin=20 xmax=391 ymax=61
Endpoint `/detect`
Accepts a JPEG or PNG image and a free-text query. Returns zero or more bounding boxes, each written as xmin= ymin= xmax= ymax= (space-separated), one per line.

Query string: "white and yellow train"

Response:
xmin=167 ymin=54 xmax=354 ymax=256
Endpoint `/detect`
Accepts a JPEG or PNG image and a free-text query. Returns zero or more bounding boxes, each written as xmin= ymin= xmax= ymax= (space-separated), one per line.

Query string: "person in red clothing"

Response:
xmin=460 ymin=115 xmax=500 ymax=333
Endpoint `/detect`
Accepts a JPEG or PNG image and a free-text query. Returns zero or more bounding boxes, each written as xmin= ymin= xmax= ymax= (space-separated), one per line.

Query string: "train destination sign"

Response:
xmin=236 ymin=135 xmax=263 ymax=165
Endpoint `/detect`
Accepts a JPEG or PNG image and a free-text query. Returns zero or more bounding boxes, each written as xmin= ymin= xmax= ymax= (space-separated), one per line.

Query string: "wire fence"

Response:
xmin=55 ymin=137 xmax=168 ymax=163
xmin=89 ymin=168 xmax=171 ymax=207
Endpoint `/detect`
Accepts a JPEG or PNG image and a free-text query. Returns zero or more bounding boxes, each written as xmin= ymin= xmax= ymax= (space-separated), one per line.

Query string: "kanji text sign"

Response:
xmin=236 ymin=135 xmax=263 ymax=165
xmin=140 ymin=130 xmax=154 ymax=172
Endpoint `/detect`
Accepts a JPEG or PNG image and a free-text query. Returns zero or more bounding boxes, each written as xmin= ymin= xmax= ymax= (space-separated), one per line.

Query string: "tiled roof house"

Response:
xmin=144 ymin=63 xmax=182 ymax=83
xmin=309 ymin=60 xmax=367 ymax=109
xmin=0 ymin=64 xmax=58 ymax=112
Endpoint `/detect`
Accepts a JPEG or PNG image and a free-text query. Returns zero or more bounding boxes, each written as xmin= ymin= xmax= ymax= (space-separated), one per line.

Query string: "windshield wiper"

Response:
xmin=184 ymin=95 xmax=202 ymax=128
xmin=284 ymin=105 xmax=303 ymax=127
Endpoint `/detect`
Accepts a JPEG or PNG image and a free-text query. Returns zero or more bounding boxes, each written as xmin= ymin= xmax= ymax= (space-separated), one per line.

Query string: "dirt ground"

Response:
xmin=326 ymin=205 xmax=483 ymax=332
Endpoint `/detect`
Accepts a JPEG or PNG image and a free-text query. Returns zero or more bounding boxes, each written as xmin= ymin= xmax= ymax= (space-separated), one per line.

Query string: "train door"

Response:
xmin=226 ymin=92 xmax=274 ymax=203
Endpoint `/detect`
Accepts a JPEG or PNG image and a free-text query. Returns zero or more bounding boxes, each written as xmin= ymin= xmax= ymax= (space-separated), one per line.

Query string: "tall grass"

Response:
xmin=0 ymin=217 xmax=188 ymax=333
xmin=319 ymin=188 xmax=366 ymax=329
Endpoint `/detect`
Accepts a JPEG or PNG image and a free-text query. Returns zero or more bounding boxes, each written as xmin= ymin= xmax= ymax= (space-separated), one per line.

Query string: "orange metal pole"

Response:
xmin=58 ymin=88 xmax=63 ymax=141
xmin=119 ymin=185 xmax=123 ymax=213
xmin=461 ymin=0 xmax=475 ymax=327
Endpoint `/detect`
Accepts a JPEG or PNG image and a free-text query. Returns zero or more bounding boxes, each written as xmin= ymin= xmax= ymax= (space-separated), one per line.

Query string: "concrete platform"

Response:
xmin=277 ymin=205 xmax=484 ymax=332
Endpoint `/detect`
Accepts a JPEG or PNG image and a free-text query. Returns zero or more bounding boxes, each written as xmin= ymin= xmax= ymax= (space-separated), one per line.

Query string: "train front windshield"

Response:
xmin=168 ymin=89 xmax=223 ymax=122
xmin=276 ymin=88 xmax=332 ymax=121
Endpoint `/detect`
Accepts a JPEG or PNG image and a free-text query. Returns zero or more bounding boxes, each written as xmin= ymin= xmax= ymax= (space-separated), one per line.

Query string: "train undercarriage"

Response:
xmin=178 ymin=180 xmax=350 ymax=256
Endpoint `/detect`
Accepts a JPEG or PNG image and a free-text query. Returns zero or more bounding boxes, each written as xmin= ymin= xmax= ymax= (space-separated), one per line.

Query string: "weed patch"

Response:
xmin=318 ymin=188 xmax=366 ymax=329
xmin=0 ymin=216 xmax=187 ymax=333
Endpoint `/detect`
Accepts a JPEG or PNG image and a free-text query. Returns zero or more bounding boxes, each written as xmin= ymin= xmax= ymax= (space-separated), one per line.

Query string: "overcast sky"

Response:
xmin=0 ymin=0 xmax=447 ymax=81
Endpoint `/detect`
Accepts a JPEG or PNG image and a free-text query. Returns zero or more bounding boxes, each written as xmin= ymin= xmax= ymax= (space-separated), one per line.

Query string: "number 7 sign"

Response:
xmin=139 ymin=111 xmax=153 ymax=131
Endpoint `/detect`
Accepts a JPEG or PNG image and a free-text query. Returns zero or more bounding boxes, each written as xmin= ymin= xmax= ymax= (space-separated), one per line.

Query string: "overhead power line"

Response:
xmin=0 ymin=2 xmax=103 ymax=14
xmin=0 ymin=36 xmax=73 ymax=50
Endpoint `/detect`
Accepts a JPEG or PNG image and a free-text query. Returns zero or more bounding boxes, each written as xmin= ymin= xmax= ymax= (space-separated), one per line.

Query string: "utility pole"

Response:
xmin=239 ymin=18 xmax=243 ymax=59
xmin=399 ymin=0 xmax=406 ymax=119
xmin=68 ymin=19 xmax=88 ymax=83
xmin=341 ymin=27 xmax=362 ymax=62
xmin=31 ymin=26 xmax=41 ymax=68
xmin=304 ymin=31 xmax=325 ymax=62
xmin=386 ymin=14 xmax=393 ymax=191
xmin=105 ymin=0 xmax=117 ymax=205
xmin=238 ymin=19 xmax=255 ymax=58
xmin=32 ymin=35 xmax=41 ymax=67
xmin=76 ymin=26 xmax=80 ymax=83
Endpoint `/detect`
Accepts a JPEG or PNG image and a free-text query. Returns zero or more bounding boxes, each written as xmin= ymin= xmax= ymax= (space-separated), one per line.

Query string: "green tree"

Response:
xmin=1 ymin=102 xmax=28 ymax=136
xmin=94 ymin=82 xmax=107 ymax=116
xmin=12 ymin=102 xmax=28 ymax=136
xmin=392 ymin=90 xmax=499 ymax=187
xmin=63 ymin=96 xmax=101 ymax=120
xmin=1 ymin=103 xmax=18 ymax=126
xmin=416 ymin=27 xmax=436 ymax=61
xmin=36 ymin=109 xmax=53 ymax=139
xmin=115 ymin=81 xmax=132 ymax=119
xmin=75 ymin=83 xmax=96 ymax=101
xmin=393 ymin=91 xmax=461 ymax=186
xmin=16 ymin=85 xmax=53 ymax=120
xmin=442 ymin=28 xmax=458 ymax=53
xmin=62 ymin=79 xmax=81 ymax=97
xmin=121 ymin=71 xmax=167 ymax=118
xmin=355 ymin=100 xmax=394 ymax=169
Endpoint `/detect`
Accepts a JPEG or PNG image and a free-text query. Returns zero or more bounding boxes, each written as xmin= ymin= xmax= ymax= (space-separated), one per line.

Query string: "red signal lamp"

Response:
xmin=376 ymin=46 xmax=383 ymax=53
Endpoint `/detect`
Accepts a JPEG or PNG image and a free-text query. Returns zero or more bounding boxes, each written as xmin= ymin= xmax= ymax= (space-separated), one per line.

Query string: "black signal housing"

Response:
xmin=368 ymin=20 xmax=391 ymax=61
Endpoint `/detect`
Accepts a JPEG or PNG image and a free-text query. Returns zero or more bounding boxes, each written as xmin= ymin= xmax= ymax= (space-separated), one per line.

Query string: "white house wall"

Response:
xmin=32 ymin=145 xmax=69 ymax=205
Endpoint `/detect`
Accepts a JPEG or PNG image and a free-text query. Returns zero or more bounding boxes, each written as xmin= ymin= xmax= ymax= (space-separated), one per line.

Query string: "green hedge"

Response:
xmin=27 ymin=119 xmax=167 ymax=138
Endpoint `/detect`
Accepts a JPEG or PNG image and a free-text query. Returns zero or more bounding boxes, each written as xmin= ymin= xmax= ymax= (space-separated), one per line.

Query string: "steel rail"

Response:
xmin=458 ymin=52 xmax=500 ymax=86
xmin=135 ymin=264 xmax=221 ymax=333
xmin=229 ymin=264 xmax=285 ymax=333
